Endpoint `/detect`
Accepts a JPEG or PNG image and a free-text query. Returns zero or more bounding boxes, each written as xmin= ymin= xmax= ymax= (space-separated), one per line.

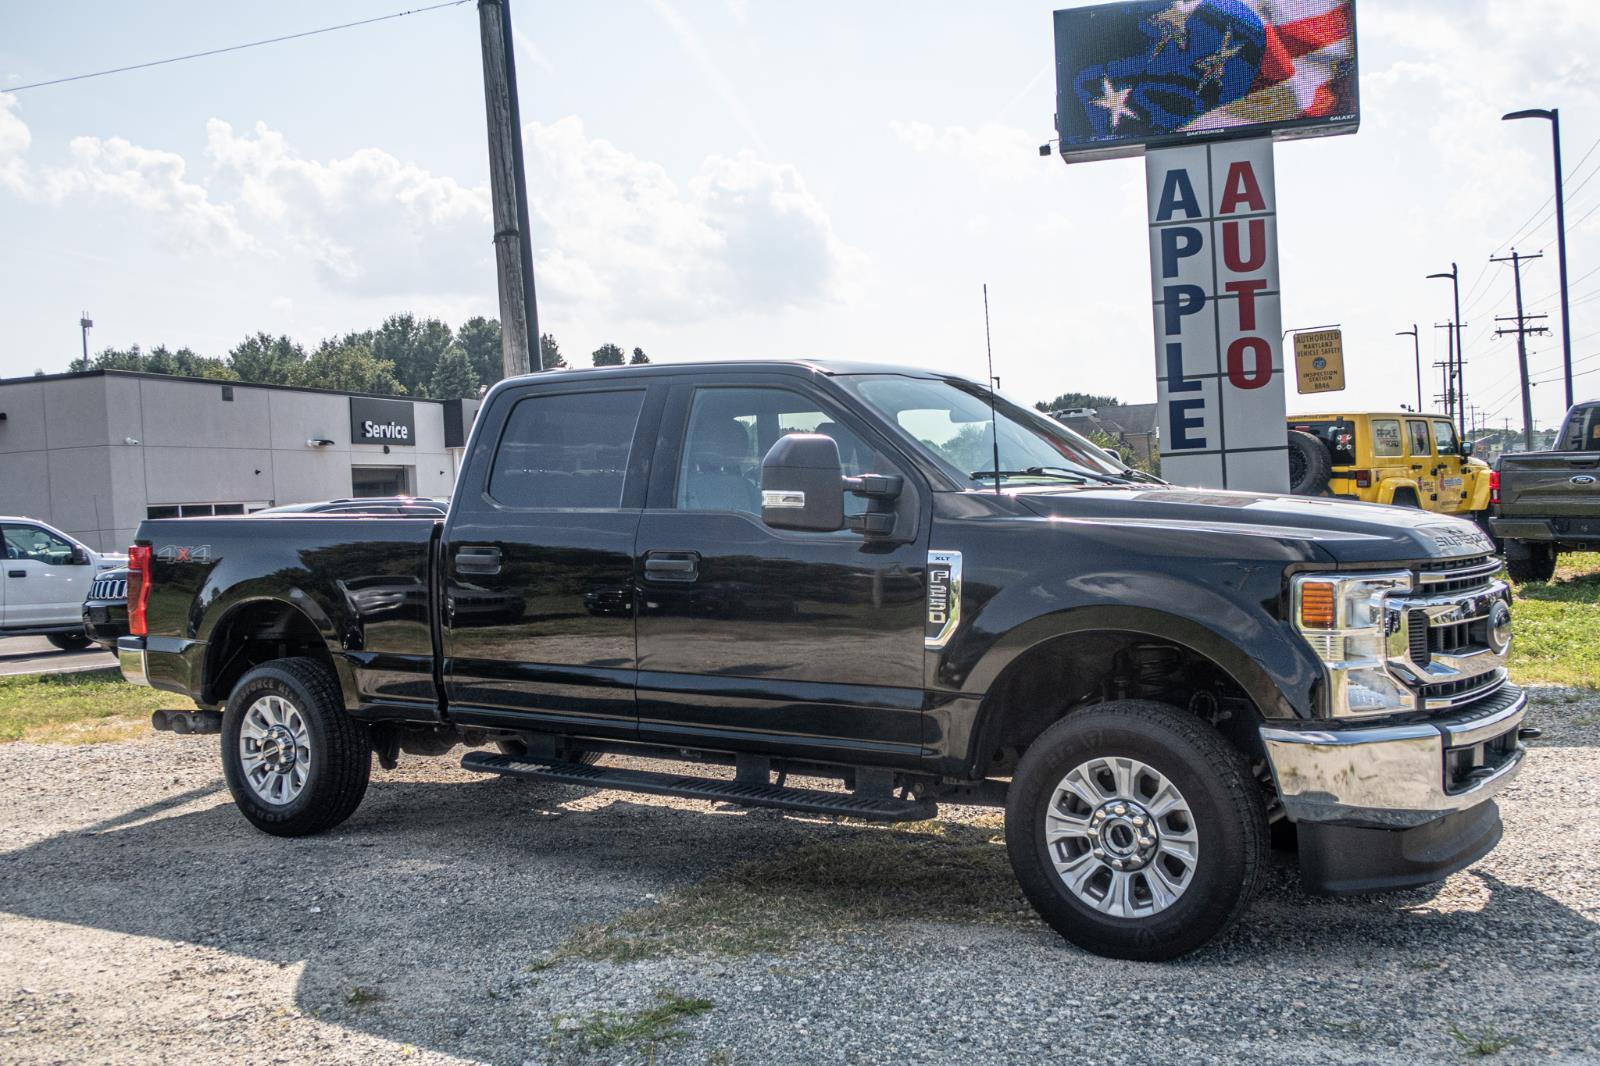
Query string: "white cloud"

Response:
xmin=523 ymin=117 xmax=849 ymax=319
xmin=0 ymin=97 xmax=30 ymax=195
xmin=205 ymin=119 xmax=492 ymax=295
xmin=890 ymin=120 xmax=1043 ymax=179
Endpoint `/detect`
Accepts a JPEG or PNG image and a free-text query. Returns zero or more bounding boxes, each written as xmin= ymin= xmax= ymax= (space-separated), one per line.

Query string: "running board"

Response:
xmin=459 ymin=751 xmax=937 ymax=822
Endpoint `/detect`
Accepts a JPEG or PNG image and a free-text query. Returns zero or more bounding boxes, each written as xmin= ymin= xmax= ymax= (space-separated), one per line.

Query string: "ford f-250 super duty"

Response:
xmin=1491 ymin=399 xmax=1600 ymax=582
xmin=119 ymin=361 xmax=1532 ymax=960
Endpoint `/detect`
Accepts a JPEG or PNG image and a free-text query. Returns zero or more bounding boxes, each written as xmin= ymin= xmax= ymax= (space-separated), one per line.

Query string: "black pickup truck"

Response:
xmin=119 ymin=361 xmax=1531 ymax=960
xmin=1491 ymin=399 xmax=1600 ymax=581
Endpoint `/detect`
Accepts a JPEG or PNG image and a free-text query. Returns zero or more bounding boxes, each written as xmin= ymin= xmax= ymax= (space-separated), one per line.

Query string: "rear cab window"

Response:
xmin=1560 ymin=405 xmax=1600 ymax=451
xmin=487 ymin=390 xmax=647 ymax=509
xmin=1371 ymin=419 xmax=1404 ymax=458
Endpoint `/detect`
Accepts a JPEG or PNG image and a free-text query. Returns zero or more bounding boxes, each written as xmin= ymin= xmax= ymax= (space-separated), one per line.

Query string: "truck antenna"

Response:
xmin=983 ymin=283 xmax=1001 ymax=495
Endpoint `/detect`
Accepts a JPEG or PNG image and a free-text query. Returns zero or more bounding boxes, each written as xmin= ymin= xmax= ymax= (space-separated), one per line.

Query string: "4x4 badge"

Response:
xmin=925 ymin=550 xmax=962 ymax=650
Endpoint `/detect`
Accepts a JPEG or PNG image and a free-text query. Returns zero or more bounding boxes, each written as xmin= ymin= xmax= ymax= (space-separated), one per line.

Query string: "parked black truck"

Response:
xmin=120 ymin=361 xmax=1531 ymax=960
xmin=1491 ymin=399 xmax=1600 ymax=582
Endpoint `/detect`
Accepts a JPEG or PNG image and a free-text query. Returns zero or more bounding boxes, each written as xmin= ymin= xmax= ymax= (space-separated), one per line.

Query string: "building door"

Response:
xmin=633 ymin=379 xmax=929 ymax=765
xmin=352 ymin=465 xmax=412 ymax=498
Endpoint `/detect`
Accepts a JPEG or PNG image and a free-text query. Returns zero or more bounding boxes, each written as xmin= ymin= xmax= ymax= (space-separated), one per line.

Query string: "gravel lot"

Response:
xmin=2 ymin=688 xmax=1597 ymax=1065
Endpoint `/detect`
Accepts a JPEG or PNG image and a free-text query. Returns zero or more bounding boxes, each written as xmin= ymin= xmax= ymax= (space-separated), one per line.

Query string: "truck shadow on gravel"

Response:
xmin=2 ymin=773 xmax=1595 ymax=1060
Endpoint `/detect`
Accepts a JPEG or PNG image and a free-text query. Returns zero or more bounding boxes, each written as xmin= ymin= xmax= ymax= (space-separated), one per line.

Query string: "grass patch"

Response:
xmin=1508 ymin=552 xmax=1600 ymax=689
xmin=0 ymin=669 xmax=194 ymax=745
xmin=554 ymin=990 xmax=713 ymax=1053
xmin=1448 ymin=1022 xmax=1518 ymax=1057
xmin=540 ymin=817 xmax=1018 ymax=966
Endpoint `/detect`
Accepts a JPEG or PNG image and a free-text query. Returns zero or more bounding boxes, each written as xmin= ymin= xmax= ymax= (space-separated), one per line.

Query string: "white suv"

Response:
xmin=1 ymin=518 xmax=126 ymax=650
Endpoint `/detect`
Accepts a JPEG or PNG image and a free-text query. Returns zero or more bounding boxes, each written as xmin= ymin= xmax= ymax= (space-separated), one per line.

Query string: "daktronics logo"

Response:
xmin=362 ymin=420 xmax=410 ymax=442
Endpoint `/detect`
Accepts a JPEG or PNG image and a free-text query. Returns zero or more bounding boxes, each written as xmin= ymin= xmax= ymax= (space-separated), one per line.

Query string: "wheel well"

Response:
xmin=204 ymin=600 xmax=336 ymax=707
xmin=1391 ymin=487 xmax=1420 ymax=506
xmin=975 ymin=630 xmax=1266 ymax=777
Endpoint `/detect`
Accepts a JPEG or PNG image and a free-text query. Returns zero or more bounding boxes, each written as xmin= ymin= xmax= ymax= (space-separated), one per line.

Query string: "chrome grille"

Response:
xmin=1385 ymin=554 xmax=1509 ymax=711
xmin=88 ymin=577 xmax=127 ymax=601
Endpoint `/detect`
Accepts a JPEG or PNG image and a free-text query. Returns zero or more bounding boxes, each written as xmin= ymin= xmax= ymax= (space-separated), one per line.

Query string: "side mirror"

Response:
xmin=1460 ymin=439 xmax=1475 ymax=457
xmin=760 ymin=434 xmax=845 ymax=532
xmin=70 ymin=546 xmax=90 ymax=565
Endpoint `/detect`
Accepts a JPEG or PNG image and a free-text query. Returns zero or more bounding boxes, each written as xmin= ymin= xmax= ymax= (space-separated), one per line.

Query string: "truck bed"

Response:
xmin=136 ymin=515 xmax=441 ymax=715
xmin=1494 ymin=450 xmax=1600 ymax=534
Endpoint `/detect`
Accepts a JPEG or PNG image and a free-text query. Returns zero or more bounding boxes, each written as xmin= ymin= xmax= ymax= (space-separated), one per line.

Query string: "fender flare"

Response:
xmin=1379 ymin=478 xmax=1422 ymax=506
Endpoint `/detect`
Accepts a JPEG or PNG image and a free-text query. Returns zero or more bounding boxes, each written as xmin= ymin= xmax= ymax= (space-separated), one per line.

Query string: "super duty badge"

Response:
xmin=925 ymin=550 xmax=962 ymax=650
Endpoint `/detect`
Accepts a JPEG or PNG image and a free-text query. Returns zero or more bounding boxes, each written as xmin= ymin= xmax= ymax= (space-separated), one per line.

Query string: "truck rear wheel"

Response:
xmin=1504 ymin=540 xmax=1557 ymax=583
xmin=1004 ymin=700 xmax=1265 ymax=961
xmin=220 ymin=658 xmax=371 ymax=837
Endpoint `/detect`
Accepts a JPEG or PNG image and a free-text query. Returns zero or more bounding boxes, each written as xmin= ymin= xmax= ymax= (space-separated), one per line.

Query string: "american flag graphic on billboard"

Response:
xmin=1054 ymin=0 xmax=1357 ymax=160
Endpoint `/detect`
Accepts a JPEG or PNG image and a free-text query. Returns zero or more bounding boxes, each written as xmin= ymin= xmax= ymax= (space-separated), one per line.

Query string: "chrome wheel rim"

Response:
xmin=1045 ymin=756 xmax=1199 ymax=918
xmin=238 ymin=694 xmax=311 ymax=805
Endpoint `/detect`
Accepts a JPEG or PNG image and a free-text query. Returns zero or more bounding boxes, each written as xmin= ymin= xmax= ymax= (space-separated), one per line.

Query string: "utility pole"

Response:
xmin=1433 ymin=322 xmax=1456 ymax=418
xmin=1396 ymin=325 xmax=1421 ymax=412
xmin=1427 ymin=264 xmax=1466 ymax=431
xmin=1504 ymin=108 xmax=1574 ymax=408
xmin=1491 ymin=249 xmax=1550 ymax=452
xmin=78 ymin=313 xmax=93 ymax=372
xmin=478 ymin=0 xmax=541 ymax=376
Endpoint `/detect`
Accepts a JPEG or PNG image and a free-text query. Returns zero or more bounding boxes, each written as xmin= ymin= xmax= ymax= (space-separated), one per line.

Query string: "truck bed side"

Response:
xmin=135 ymin=516 xmax=441 ymax=719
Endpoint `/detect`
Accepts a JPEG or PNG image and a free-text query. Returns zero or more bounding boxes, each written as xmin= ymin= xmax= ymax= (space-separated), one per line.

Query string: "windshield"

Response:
xmin=840 ymin=374 xmax=1133 ymax=484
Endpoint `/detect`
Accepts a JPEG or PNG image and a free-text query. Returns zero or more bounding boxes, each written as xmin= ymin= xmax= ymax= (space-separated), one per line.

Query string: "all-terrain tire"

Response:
xmin=1287 ymin=430 xmax=1332 ymax=495
xmin=1004 ymin=699 xmax=1266 ymax=961
xmin=1504 ymin=539 xmax=1557 ymax=583
xmin=47 ymin=631 xmax=93 ymax=651
xmin=220 ymin=658 xmax=371 ymax=837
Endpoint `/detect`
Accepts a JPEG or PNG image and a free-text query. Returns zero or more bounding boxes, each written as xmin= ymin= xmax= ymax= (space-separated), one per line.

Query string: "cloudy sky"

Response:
xmin=2 ymin=0 xmax=1598 ymax=431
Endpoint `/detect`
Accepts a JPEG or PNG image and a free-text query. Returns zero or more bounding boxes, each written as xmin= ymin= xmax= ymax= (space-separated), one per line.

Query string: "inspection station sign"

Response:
xmin=1292 ymin=328 xmax=1345 ymax=393
xmin=1052 ymin=0 xmax=1357 ymax=491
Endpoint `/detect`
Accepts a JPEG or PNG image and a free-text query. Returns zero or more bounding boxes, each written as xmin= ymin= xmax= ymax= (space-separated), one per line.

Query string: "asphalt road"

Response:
xmin=0 ymin=687 xmax=1596 ymax=1064
xmin=0 ymin=637 xmax=115 ymax=678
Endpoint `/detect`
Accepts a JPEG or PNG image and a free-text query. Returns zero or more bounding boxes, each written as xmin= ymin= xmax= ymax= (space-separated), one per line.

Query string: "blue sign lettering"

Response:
xmin=1158 ymin=226 xmax=1204 ymax=279
xmin=1161 ymin=284 xmax=1206 ymax=336
xmin=1164 ymin=342 xmax=1200 ymax=392
xmin=1169 ymin=398 xmax=1207 ymax=449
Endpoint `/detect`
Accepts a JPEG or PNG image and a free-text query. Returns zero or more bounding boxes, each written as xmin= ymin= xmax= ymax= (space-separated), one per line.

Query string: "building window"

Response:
xmin=147 ymin=502 xmax=269 ymax=519
xmin=221 ymin=386 xmax=234 ymax=402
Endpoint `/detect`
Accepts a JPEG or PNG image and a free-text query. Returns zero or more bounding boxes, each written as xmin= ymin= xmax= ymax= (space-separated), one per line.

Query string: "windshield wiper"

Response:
xmin=971 ymin=466 xmax=1134 ymax=486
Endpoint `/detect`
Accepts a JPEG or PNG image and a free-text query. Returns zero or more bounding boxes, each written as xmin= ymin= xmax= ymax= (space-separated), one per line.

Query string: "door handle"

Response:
xmin=6 ymin=570 xmax=22 ymax=578
xmin=454 ymin=545 xmax=502 ymax=576
xmin=644 ymin=551 xmax=700 ymax=582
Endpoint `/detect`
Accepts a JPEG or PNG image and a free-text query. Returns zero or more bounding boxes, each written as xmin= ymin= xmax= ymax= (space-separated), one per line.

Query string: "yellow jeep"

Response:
xmin=1286 ymin=412 xmax=1492 ymax=516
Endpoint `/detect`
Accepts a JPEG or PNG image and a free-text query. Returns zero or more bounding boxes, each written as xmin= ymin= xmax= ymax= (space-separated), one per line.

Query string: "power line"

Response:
xmin=1 ymin=0 xmax=471 ymax=94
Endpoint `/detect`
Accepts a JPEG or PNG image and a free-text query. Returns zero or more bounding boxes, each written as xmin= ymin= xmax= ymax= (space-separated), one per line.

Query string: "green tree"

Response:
xmin=368 ymin=313 xmax=454 ymax=395
xmin=592 ymin=342 xmax=625 ymax=367
xmin=295 ymin=338 xmax=403 ymax=395
xmin=539 ymin=332 xmax=567 ymax=369
xmin=457 ymin=316 xmax=503 ymax=387
xmin=94 ymin=344 xmax=236 ymax=380
xmin=426 ymin=343 xmax=479 ymax=399
xmin=630 ymin=346 xmax=650 ymax=365
xmin=228 ymin=332 xmax=306 ymax=385
xmin=1036 ymin=392 xmax=1120 ymax=413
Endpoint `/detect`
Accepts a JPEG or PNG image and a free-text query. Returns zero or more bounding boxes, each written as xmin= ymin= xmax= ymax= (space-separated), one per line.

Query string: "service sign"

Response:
xmin=1292 ymin=328 xmax=1345 ymax=393
xmin=1146 ymin=138 xmax=1288 ymax=491
xmin=1053 ymin=0 xmax=1359 ymax=162
xmin=349 ymin=396 xmax=415 ymax=446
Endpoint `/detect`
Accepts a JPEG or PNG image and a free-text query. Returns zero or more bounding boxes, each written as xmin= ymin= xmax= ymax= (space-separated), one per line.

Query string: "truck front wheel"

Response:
xmin=220 ymin=658 xmax=372 ymax=837
xmin=1004 ymin=700 xmax=1265 ymax=961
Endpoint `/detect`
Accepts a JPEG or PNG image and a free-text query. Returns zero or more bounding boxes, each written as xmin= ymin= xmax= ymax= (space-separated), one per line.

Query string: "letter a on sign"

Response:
xmin=1145 ymin=140 xmax=1287 ymax=493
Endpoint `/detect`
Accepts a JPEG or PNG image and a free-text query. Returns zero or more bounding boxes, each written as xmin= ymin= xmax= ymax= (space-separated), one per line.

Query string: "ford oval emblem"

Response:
xmin=1572 ymin=474 xmax=1598 ymax=486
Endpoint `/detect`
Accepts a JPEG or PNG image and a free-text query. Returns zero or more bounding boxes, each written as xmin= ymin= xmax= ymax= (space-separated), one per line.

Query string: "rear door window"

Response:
xmin=1371 ymin=419 xmax=1404 ymax=458
xmin=488 ymin=390 xmax=646 ymax=509
xmin=1407 ymin=420 xmax=1432 ymax=457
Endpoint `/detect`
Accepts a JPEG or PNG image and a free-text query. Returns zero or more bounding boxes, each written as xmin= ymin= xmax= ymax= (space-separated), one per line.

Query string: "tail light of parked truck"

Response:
xmin=1489 ymin=469 xmax=1501 ymax=505
xmin=128 ymin=545 xmax=152 ymax=636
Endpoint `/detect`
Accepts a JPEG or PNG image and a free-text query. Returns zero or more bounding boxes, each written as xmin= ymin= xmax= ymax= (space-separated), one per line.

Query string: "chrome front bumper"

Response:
xmin=1261 ymin=683 xmax=1529 ymax=829
xmin=117 ymin=636 xmax=149 ymax=687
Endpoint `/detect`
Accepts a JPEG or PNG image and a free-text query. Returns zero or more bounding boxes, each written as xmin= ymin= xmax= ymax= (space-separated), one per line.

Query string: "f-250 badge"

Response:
xmin=925 ymin=550 xmax=962 ymax=650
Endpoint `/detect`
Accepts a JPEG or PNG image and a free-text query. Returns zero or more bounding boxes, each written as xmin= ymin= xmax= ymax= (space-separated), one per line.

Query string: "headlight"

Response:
xmin=1292 ymin=571 xmax=1415 ymax=717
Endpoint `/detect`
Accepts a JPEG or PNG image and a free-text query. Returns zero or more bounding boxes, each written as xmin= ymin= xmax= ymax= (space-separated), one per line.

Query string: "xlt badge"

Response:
xmin=925 ymin=550 xmax=962 ymax=650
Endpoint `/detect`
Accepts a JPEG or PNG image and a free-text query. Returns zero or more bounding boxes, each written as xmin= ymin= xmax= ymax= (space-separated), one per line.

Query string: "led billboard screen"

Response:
xmin=1053 ymin=1 xmax=1358 ymax=162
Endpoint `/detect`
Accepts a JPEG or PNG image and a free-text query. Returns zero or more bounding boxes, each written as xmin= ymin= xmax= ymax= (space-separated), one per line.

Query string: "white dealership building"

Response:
xmin=0 ymin=370 xmax=478 ymax=552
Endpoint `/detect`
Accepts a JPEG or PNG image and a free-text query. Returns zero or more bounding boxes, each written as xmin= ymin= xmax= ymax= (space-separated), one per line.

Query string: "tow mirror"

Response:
xmin=1460 ymin=439 xmax=1475 ymax=458
xmin=761 ymin=434 xmax=845 ymax=532
xmin=70 ymin=545 xmax=90 ymax=566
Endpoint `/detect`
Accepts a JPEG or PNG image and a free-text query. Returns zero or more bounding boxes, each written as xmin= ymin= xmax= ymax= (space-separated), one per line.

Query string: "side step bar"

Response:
xmin=460 ymin=751 xmax=937 ymax=822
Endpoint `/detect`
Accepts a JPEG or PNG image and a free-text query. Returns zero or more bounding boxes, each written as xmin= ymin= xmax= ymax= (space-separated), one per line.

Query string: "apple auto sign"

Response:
xmin=349 ymin=397 xmax=416 ymax=446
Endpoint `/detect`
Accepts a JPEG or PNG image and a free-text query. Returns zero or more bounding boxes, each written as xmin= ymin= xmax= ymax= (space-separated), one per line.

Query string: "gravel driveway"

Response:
xmin=2 ymin=688 xmax=1597 ymax=1065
